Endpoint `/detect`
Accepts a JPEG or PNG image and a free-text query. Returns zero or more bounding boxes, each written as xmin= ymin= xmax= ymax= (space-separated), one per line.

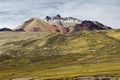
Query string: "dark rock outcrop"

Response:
xmin=68 ymin=20 xmax=112 ymax=34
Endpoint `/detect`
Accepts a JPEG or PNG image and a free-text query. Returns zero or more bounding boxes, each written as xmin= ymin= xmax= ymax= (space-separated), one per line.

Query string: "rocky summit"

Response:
xmin=45 ymin=14 xmax=81 ymax=27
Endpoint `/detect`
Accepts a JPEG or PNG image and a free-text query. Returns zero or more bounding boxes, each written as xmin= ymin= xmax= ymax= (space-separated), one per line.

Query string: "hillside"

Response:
xmin=14 ymin=18 xmax=68 ymax=33
xmin=0 ymin=29 xmax=120 ymax=80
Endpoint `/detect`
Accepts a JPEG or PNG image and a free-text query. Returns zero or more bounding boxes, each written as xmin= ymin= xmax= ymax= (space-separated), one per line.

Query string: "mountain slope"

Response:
xmin=15 ymin=18 xmax=69 ymax=33
xmin=0 ymin=30 xmax=120 ymax=80
xmin=15 ymin=18 xmax=54 ymax=32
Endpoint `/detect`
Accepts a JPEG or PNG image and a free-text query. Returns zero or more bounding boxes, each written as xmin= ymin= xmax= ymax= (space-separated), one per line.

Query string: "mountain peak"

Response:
xmin=26 ymin=17 xmax=42 ymax=22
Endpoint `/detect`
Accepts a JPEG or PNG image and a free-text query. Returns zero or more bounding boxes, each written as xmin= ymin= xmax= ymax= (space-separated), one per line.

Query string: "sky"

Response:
xmin=0 ymin=0 xmax=120 ymax=29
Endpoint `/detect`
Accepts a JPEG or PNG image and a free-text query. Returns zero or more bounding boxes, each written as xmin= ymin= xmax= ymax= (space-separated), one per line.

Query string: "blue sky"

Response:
xmin=0 ymin=0 xmax=120 ymax=29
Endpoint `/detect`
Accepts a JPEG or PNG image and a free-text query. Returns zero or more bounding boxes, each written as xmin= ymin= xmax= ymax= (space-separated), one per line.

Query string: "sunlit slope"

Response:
xmin=0 ymin=30 xmax=120 ymax=80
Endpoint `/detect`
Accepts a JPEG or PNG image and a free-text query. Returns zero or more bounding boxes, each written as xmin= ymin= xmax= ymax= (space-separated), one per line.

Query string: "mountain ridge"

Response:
xmin=12 ymin=15 xmax=112 ymax=34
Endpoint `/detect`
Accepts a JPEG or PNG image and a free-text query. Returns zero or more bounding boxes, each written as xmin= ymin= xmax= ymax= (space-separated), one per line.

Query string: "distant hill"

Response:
xmin=0 ymin=28 xmax=13 ymax=31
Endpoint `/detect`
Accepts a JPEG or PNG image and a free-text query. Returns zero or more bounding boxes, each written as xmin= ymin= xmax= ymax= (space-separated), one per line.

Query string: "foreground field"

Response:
xmin=0 ymin=30 xmax=120 ymax=80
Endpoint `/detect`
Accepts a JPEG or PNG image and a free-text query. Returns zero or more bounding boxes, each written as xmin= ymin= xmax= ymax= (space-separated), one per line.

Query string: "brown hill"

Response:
xmin=15 ymin=18 xmax=68 ymax=33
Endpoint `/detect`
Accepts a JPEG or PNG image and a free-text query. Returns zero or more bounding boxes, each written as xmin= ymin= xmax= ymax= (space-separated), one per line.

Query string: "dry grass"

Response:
xmin=0 ymin=30 xmax=120 ymax=80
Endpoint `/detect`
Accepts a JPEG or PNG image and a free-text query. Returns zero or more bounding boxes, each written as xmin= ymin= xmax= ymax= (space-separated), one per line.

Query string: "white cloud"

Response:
xmin=0 ymin=0 xmax=120 ymax=29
